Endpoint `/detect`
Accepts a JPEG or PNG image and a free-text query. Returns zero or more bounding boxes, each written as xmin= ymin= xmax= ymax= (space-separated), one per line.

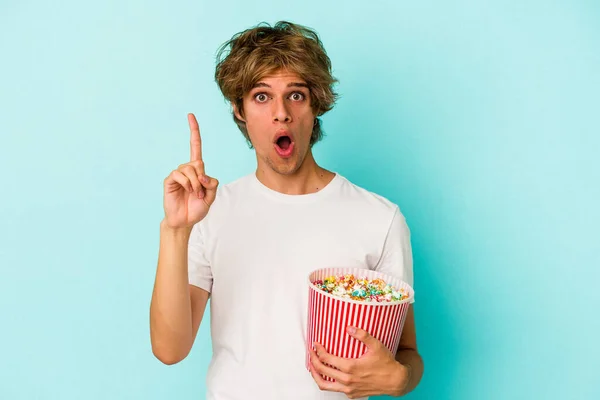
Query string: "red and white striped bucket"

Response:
xmin=306 ymin=267 xmax=414 ymax=381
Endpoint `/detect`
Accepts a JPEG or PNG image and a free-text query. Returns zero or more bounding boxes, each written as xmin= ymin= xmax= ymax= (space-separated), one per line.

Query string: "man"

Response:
xmin=150 ymin=21 xmax=424 ymax=399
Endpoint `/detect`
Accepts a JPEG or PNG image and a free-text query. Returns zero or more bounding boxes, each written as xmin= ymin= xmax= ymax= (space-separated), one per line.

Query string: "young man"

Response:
xmin=150 ymin=21 xmax=424 ymax=399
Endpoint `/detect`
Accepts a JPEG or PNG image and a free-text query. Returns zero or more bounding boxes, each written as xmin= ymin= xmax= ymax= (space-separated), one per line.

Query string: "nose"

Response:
xmin=272 ymin=97 xmax=292 ymax=123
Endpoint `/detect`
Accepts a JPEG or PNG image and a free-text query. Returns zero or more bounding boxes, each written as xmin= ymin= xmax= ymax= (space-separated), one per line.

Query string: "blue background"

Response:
xmin=1 ymin=1 xmax=598 ymax=399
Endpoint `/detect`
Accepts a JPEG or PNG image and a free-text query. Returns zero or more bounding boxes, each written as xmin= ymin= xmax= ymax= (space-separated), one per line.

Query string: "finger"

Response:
xmin=167 ymin=170 xmax=193 ymax=193
xmin=310 ymin=346 xmax=352 ymax=385
xmin=178 ymin=165 xmax=202 ymax=196
xmin=188 ymin=113 xmax=202 ymax=162
xmin=314 ymin=342 xmax=353 ymax=373
xmin=347 ymin=327 xmax=380 ymax=351
xmin=308 ymin=355 xmax=347 ymax=393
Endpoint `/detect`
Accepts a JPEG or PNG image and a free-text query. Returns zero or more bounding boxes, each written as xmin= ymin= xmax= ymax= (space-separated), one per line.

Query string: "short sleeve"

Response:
xmin=375 ymin=206 xmax=415 ymax=303
xmin=187 ymin=222 xmax=213 ymax=293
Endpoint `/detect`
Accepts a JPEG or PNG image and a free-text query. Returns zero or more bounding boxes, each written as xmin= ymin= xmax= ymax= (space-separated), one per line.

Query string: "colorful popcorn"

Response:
xmin=312 ymin=274 xmax=409 ymax=303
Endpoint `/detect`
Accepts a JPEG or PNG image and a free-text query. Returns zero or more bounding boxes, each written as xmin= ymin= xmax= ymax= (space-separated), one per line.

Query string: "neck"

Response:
xmin=255 ymin=150 xmax=335 ymax=195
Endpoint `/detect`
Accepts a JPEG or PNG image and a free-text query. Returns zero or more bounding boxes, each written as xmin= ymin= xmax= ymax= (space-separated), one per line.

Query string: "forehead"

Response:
xmin=253 ymin=69 xmax=308 ymax=88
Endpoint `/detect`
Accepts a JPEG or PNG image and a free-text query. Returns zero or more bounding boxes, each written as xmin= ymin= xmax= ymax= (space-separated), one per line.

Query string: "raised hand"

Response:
xmin=163 ymin=113 xmax=219 ymax=229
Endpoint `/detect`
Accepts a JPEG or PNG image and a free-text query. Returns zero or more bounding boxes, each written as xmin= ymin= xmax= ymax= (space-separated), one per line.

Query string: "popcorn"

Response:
xmin=312 ymin=274 xmax=409 ymax=303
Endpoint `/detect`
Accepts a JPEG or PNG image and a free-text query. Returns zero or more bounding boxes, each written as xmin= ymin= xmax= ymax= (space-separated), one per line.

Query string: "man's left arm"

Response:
xmin=383 ymin=206 xmax=424 ymax=395
xmin=393 ymin=305 xmax=424 ymax=396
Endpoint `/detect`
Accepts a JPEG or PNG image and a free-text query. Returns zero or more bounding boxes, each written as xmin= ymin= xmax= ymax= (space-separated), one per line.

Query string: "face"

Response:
xmin=234 ymin=70 xmax=316 ymax=176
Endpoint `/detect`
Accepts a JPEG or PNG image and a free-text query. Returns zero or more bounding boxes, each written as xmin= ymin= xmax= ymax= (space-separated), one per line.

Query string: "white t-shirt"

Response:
xmin=188 ymin=172 xmax=414 ymax=400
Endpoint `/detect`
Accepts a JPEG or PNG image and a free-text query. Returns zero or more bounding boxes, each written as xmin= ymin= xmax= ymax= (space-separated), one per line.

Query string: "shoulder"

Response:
xmin=193 ymin=173 xmax=254 ymax=231
xmin=215 ymin=173 xmax=254 ymax=198
xmin=208 ymin=173 xmax=255 ymax=208
xmin=336 ymin=174 xmax=405 ymax=224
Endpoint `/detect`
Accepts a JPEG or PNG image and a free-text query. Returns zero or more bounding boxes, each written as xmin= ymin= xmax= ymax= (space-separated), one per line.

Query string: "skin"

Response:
xmin=233 ymin=69 xmax=336 ymax=194
xmin=150 ymin=114 xmax=218 ymax=365
xmin=152 ymin=69 xmax=423 ymax=397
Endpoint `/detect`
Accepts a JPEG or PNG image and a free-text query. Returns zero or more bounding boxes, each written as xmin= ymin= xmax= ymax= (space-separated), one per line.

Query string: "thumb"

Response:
xmin=201 ymin=176 xmax=219 ymax=206
xmin=347 ymin=326 xmax=379 ymax=349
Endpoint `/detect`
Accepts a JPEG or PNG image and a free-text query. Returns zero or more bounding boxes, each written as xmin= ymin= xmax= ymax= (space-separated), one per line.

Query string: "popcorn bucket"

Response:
xmin=305 ymin=267 xmax=414 ymax=381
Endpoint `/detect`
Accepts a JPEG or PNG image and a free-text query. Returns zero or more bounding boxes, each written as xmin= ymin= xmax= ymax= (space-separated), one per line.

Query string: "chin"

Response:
xmin=272 ymin=161 xmax=301 ymax=176
xmin=264 ymin=155 xmax=303 ymax=176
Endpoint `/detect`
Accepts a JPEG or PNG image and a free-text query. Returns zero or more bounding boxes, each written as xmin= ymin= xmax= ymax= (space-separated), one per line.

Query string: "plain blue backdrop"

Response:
xmin=1 ymin=1 xmax=598 ymax=399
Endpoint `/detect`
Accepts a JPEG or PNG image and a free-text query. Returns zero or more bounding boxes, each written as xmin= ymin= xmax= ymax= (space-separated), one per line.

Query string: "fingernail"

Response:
xmin=198 ymin=190 xmax=204 ymax=199
xmin=201 ymin=175 xmax=209 ymax=184
xmin=347 ymin=326 xmax=356 ymax=334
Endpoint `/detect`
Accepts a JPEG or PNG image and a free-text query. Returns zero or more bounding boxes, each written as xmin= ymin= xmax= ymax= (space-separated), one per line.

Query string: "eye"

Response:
xmin=289 ymin=92 xmax=305 ymax=101
xmin=254 ymin=93 xmax=269 ymax=103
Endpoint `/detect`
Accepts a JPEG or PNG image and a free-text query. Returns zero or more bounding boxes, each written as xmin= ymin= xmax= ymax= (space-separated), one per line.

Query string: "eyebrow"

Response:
xmin=251 ymin=82 xmax=309 ymax=89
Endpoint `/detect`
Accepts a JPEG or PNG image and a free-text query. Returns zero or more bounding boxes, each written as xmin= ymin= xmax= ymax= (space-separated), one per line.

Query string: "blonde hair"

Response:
xmin=215 ymin=21 xmax=339 ymax=147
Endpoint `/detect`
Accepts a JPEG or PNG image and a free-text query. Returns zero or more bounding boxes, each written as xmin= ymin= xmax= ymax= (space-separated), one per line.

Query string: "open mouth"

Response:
xmin=276 ymin=135 xmax=292 ymax=150
xmin=274 ymin=135 xmax=294 ymax=157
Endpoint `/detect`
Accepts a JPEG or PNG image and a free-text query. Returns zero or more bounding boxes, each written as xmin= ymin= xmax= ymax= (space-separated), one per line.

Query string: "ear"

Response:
xmin=231 ymin=102 xmax=246 ymax=122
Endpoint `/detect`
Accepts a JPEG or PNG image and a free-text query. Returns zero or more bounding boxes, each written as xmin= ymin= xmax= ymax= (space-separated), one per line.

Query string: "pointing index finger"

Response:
xmin=188 ymin=113 xmax=202 ymax=161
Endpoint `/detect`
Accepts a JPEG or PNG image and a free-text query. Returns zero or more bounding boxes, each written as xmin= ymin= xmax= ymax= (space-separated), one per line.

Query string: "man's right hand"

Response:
xmin=163 ymin=113 xmax=219 ymax=229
